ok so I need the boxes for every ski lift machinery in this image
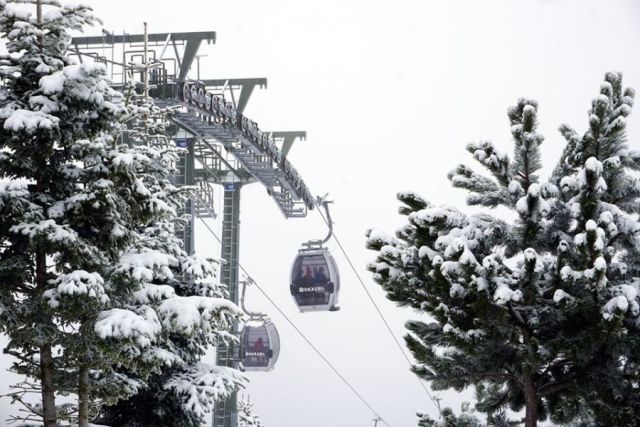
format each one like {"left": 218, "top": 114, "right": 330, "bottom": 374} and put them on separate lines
{"left": 239, "top": 279, "right": 280, "bottom": 372}
{"left": 290, "top": 198, "right": 340, "bottom": 312}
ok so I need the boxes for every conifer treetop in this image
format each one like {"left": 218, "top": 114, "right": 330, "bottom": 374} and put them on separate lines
{"left": 367, "top": 72, "right": 640, "bottom": 425}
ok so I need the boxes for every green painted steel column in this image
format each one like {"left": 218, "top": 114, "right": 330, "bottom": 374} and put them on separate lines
{"left": 185, "top": 139, "right": 196, "bottom": 254}
{"left": 213, "top": 182, "right": 242, "bottom": 427}
{"left": 175, "top": 137, "right": 195, "bottom": 255}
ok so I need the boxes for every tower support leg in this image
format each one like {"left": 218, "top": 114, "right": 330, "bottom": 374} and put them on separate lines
{"left": 213, "top": 182, "right": 242, "bottom": 427}
{"left": 176, "top": 138, "right": 196, "bottom": 254}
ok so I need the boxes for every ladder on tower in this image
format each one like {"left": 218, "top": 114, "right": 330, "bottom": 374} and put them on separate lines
{"left": 194, "top": 180, "right": 217, "bottom": 218}
{"left": 214, "top": 184, "right": 242, "bottom": 427}
{"left": 173, "top": 139, "right": 219, "bottom": 253}
{"left": 173, "top": 141, "right": 195, "bottom": 254}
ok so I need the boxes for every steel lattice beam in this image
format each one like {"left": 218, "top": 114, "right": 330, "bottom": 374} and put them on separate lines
{"left": 71, "top": 31, "right": 216, "bottom": 46}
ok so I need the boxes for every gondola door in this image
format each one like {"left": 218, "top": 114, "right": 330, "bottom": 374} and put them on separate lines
{"left": 240, "top": 320, "right": 280, "bottom": 372}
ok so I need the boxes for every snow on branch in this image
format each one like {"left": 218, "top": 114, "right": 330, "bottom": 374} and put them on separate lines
{"left": 44, "top": 270, "right": 109, "bottom": 308}
{"left": 164, "top": 363, "right": 247, "bottom": 419}
{"left": 157, "top": 296, "right": 242, "bottom": 336}
{"left": 115, "top": 249, "right": 178, "bottom": 283}
{"left": 94, "top": 307, "right": 161, "bottom": 348}
{"left": 3, "top": 108, "right": 59, "bottom": 133}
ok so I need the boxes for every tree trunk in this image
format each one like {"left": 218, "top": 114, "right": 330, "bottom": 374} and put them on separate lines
{"left": 40, "top": 342, "right": 57, "bottom": 427}
{"left": 35, "top": 0, "right": 55, "bottom": 408}
{"left": 523, "top": 370, "right": 538, "bottom": 427}
{"left": 78, "top": 364, "right": 89, "bottom": 427}
{"left": 37, "top": 247, "right": 57, "bottom": 427}
{"left": 521, "top": 326, "right": 538, "bottom": 427}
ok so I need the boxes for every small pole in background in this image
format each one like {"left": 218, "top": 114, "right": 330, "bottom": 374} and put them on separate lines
{"left": 196, "top": 55, "right": 200, "bottom": 82}
{"left": 142, "top": 22, "right": 150, "bottom": 145}
{"left": 195, "top": 54, "right": 207, "bottom": 82}
{"left": 143, "top": 21, "right": 149, "bottom": 102}
{"left": 373, "top": 416, "right": 382, "bottom": 427}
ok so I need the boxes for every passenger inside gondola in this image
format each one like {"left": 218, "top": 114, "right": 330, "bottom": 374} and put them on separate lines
{"left": 292, "top": 259, "right": 331, "bottom": 306}
{"left": 245, "top": 336, "right": 267, "bottom": 367}
{"left": 314, "top": 266, "right": 328, "bottom": 284}
{"left": 301, "top": 266, "right": 314, "bottom": 284}
{"left": 253, "top": 337, "right": 267, "bottom": 365}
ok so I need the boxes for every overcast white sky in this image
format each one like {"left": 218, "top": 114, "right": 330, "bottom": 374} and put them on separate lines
{"left": 2, "top": 0, "right": 640, "bottom": 426}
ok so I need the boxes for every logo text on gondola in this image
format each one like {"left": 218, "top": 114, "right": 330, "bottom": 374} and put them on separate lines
{"left": 299, "top": 287, "right": 326, "bottom": 293}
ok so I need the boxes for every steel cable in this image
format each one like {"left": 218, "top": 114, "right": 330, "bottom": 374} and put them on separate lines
{"left": 314, "top": 207, "right": 442, "bottom": 415}
{"left": 197, "top": 217, "right": 393, "bottom": 427}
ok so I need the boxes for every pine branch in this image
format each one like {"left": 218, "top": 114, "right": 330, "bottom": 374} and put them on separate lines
{"left": 538, "top": 381, "right": 574, "bottom": 397}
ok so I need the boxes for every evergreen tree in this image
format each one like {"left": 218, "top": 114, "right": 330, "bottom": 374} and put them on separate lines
{"left": 93, "top": 371, "right": 202, "bottom": 427}
{"left": 418, "top": 401, "right": 518, "bottom": 427}
{"left": 94, "top": 93, "right": 247, "bottom": 426}
{"left": 0, "top": 2, "right": 245, "bottom": 425}
{"left": 367, "top": 72, "right": 640, "bottom": 426}
{"left": 238, "top": 394, "right": 264, "bottom": 427}
{"left": 417, "top": 402, "right": 482, "bottom": 427}
{"left": 0, "top": 1, "right": 129, "bottom": 424}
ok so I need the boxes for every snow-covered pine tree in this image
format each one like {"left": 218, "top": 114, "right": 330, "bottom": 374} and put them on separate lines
{"left": 92, "top": 93, "right": 246, "bottom": 426}
{"left": 93, "top": 372, "right": 202, "bottom": 427}
{"left": 0, "top": 3, "right": 246, "bottom": 425}
{"left": 0, "top": 1, "right": 135, "bottom": 425}
{"left": 366, "top": 72, "right": 640, "bottom": 426}
{"left": 417, "top": 402, "right": 481, "bottom": 427}
{"left": 238, "top": 394, "right": 264, "bottom": 427}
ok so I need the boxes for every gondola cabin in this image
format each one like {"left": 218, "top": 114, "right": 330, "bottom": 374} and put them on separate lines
{"left": 290, "top": 248, "right": 340, "bottom": 312}
{"left": 239, "top": 320, "right": 280, "bottom": 372}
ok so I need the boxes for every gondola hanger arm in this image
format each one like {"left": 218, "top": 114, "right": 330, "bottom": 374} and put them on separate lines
{"left": 302, "top": 194, "right": 334, "bottom": 249}
{"left": 240, "top": 277, "right": 267, "bottom": 320}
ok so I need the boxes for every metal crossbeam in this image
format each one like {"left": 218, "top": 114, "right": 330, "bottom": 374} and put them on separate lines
{"left": 70, "top": 31, "right": 216, "bottom": 86}
{"left": 71, "top": 31, "right": 216, "bottom": 46}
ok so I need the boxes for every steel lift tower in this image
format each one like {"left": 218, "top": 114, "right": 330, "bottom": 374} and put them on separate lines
{"left": 71, "top": 30, "right": 315, "bottom": 427}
